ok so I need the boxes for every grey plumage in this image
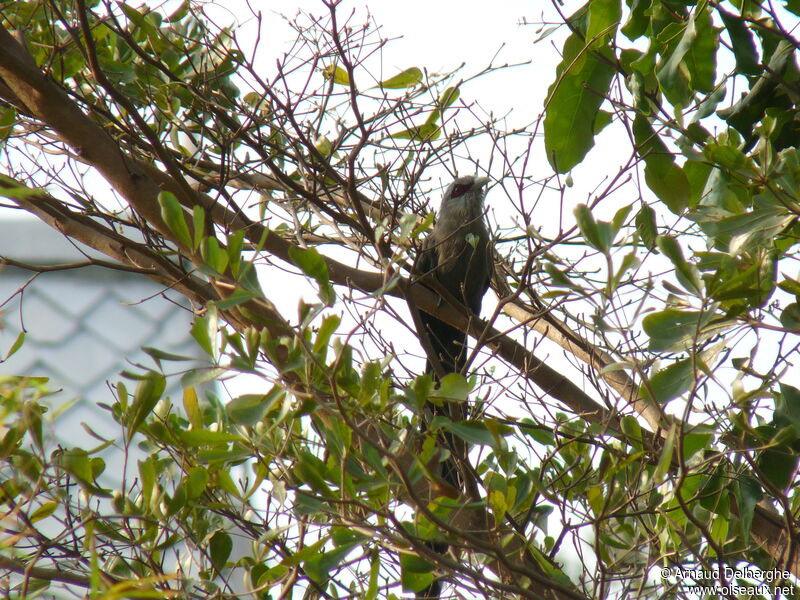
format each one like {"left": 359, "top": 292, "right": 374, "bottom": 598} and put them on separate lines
{"left": 415, "top": 174, "right": 492, "bottom": 375}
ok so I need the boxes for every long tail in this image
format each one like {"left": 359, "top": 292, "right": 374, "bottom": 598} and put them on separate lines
{"left": 417, "top": 312, "right": 467, "bottom": 599}
{"left": 415, "top": 453, "right": 459, "bottom": 600}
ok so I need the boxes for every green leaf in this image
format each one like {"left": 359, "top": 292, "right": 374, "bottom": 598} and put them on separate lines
{"left": 522, "top": 421, "right": 555, "bottom": 446}
{"left": 432, "top": 373, "right": 470, "bottom": 402}
{"left": 703, "top": 140, "right": 750, "bottom": 171}
{"left": 684, "top": 159, "right": 713, "bottom": 208}
{"left": 703, "top": 250, "right": 776, "bottom": 313}
{"left": 621, "top": 0, "right": 650, "bottom": 40}
{"left": 717, "top": 6, "right": 759, "bottom": 75}
{"left": 635, "top": 204, "right": 658, "bottom": 250}
{"left": 179, "top": 429, "right": 243, "bottom": 446}
{"left": 201, "top": 236, "right": 229, "bottom": 274}
{"left": 641, "top": 358, "right": 694, "bottom": 404}
{"left": 438, "top": 86, "right": 460, "bottom": 109}
{"left": 227, "top": 231, "right": 245, "bottom": 274}
{"left": 632, "top": 115, "right": 690, "bottom": 213}
{"left": 3, "top": 331, "right": 25, "bottom": 361}
{"left": 400, "top": 552, "right": 436, "bottom": 592}
{"left": 769, "top": 425, "right": 799, "bottom": 448}
{"left": 58, "top": 449, "right": 93, "bottom": 483}
{"left": 182, "top": 387, "right": 202, "bottom": 428}
{"left": 654, "top": 423, "right": 676, "bottom": 481}
{"left": 775, "top": 384, "right": 800, "bottom": 432}
{"left": 289, "top": 246, "right": 335, "bottom": 305}
{"left": 158, "top": 191, "right": 192, "bottom": 249}
{"left": 656, "top": 235, "right": 702, "bottom": 295}
{"left": 227, "top": 388, "right": 282, "bottom": 426}
{"left": 586, "top": 485, "right": 603, "bottom": 516}
{"left": 611, "top": 205, "right": 632, "bottom": 237}
{"left": 778, "top": 275, "right": 800, "bottom": 297}
{"left": 574, "top": 204, "right": 611, "bottom": 252}
{"left": 127, "top": 372, "right": 166, "bottom": 443}
{"left": 186, "top": 466, "right": 209, "bottom": 499}
{"left": 181, "top": 366, "right": 227, "bottom": 388}
{"left": 443, "top": 421, "right": 498, "bottom": 447}
{"left": 138, "top": 456, "right": 156, "bottom": 504}
{"left": 209, "top": 531, "right": 232, "bottom": 572}
{"left": 321, "top": 64, "right": 350, "bottom": 85}
{"left": 191, "top": 205, "right": 205, "bottom": 250}
{"left": 30, "top": 500, "right": 58, "bottom": 523}
{"left": 593, "top": 109, "right": 613, "bottom": 134}
{"left": 166, "top": 0, "right": 190, "bottom": 22}
{"left": 191, "top": 304, "right": 218, "bottom": 359}
{"left": 218, "top": 470, "right": 243, "bottom": 499}
{"left": 0, "top": 106, "right": 17, "bottom": 142}
{"left": 313, "top": 134, "right": 334, "bottom": 157}
{"left": 391, "top": 123, "right": 441, "bottom": 141}
{"left": 313, "top": 314, "right": 341, "bottom": 355}
{"left": 380, "top": 67, "right": 423, "bottom": 89}
{"left": 758, "top": 448, "right": 798, "bottom": 490}
{"left": 586, "top": 0, "right": 622, "bottom": 42}
{"left": 735, "top": 476, "right": 762, "bottom": 543}
{"left": 0, "top": 175, "right": 43, "bottom": 200}
{"left": 56, "top": 449, "right": 110, "bottom": 495}
{"left": 718, "top": 40, "right": 796, "bottom": 141}
{"left": 780, "top": 303, "right": 800, "bottom": 331}
{"left": 216, "top": 288, "right": 257, "bottom": 311}
{"left": 620, "top": 415, "right": 643, "bottom": 449}
{"left": 545, "top": 262, "right": 582, "bottom": 290}
{"left": 142, "top": 346, "right": 194, "bottom": 368}
{"left": 304, "top": 544, "right": 357, "bottom": 583}
{"left": 682, "top": 8, "right": 717, "bottom": 95}
{"left": 682, "top": 429, "right": 713, "bottom": 461}
{"left": 699, "top": 470, "right": 729, "bottom": 516}
{"left": 655, "top": 10, "right": 698, "bottom": 107}
{"left": 295, "top": 450, "right": 333, "bottom": 496}
{"left": 611, "top": 253, "right": 639, "bottom": 295}
{"left": 642, "top": 309, "right": 718, "bottom": 352}
{"left": 544, "top": 33, "right": 616, "bottom": 172}
{"left": 365, "top": 550, "right": 380, "bottom": 599}
{"left": 423, "top": 109, "right": 441, "bottom": 128}
{"left": 698, "top": 196, "right": 793, "bottom": 255}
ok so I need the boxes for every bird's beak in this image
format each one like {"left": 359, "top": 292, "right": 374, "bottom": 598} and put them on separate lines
{"left": 473, "top": 176, "right": 490, "bottom": 190}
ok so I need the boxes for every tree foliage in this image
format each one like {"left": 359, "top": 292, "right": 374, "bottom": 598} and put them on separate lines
{"left": 1, "top": 0, "right": 800, "bottom": 599}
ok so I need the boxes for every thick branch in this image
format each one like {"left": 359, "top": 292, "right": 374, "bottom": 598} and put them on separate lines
{"left": 0, "top": 27, "right": 169, "bottom": 238}
{"left": 0, "top": 555, "right": 95, "bottom": 588}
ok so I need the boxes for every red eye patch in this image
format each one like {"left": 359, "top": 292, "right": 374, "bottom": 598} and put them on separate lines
{"left": 449, "top": 183, "right": 472, "bottom": 198}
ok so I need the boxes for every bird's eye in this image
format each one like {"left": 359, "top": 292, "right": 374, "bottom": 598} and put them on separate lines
{"left": 449, "top": 183, "right": 471, "bottom": 198}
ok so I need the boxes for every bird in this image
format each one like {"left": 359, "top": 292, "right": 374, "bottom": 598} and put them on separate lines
{"left": 412, "top": 174, "right": 492, "bottom": 599}
{"left": 415, "top": 175, "right": 492, "bottom": 375}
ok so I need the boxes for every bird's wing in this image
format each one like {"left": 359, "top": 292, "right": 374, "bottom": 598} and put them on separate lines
{"left": 414, "top": 234, "right": 437, "bottom": 279}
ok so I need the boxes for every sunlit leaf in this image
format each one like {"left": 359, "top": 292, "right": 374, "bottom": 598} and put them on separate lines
{"left": 380, "top": 67, "right": 423, "bottom": 89}
{"left": 158, "top": 191, "right": 192, "bottom": 249}
{"left": 321, "top": 64, "right": 350, "bottom": 85}
{"left": 289, "top": 246, "right": 335, "bottom": 305}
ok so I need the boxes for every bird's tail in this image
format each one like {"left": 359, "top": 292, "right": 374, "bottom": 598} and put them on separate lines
{"left": 416, "top": 458, "right": 458, "bottom": 600}
{"left": 417, "top": 314, "right": 468, "bottom": 599}
{"left": 416, "top": 407, "right": 463, "bottom": 599}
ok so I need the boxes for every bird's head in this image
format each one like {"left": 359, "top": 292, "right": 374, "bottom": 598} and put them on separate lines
{"left": 439, "top": 174, "right": 490, "bottom": 220}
